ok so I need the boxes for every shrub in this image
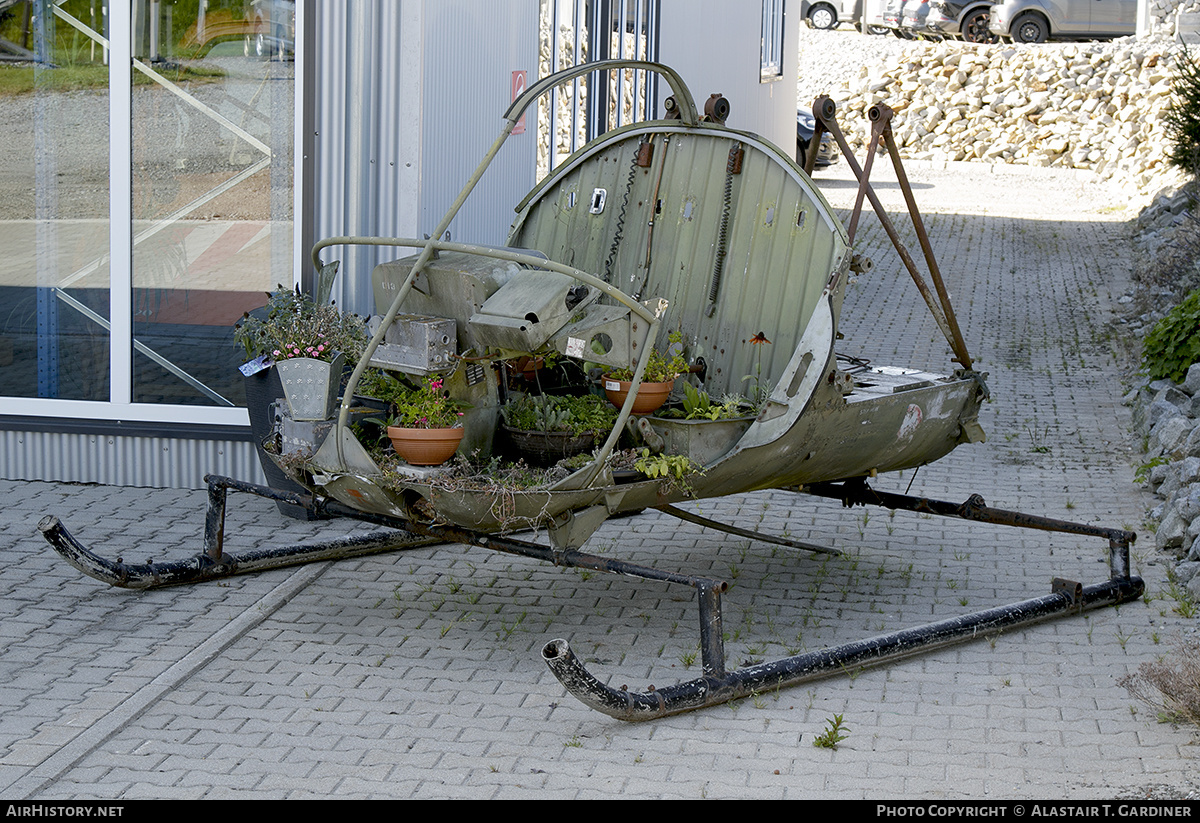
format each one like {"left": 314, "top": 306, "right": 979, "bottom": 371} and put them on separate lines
{"left": 1142, "top": 289, "right": 1200, "bottom": 383}
{"left": 1165, "top": 48, "right": 1200, "bottom": 179}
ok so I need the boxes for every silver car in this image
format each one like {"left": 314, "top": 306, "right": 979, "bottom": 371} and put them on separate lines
{"left": 801, "top": 0, "right": 892, "bottom": 32}
{"left": 988, "top": 0, "right": 1135, "bottom": 42}
{"left": 923, "top": 0, "right": 999, "bottom": 43}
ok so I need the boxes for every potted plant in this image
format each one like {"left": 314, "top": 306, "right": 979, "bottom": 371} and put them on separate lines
{"left": 235, "top": 285, "right": 368, "bottom": 421}
{"left": 233, "top": 286, "right": 368, "bottom": 514}
{"left": 602, "top": 333, "right": 689, "bottom": 415}
{"left": 644, "top": 383, "right": 759, "bottom": 466}
{"left": 360, "top": 371, "right": 468, "bottom": 466}
{"left": 499, "top": 393, "right": 619, "bottom": 466}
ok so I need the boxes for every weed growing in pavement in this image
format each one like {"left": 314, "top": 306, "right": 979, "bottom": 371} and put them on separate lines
{"left": 1119, "top": 636, "right": 1200, "bottom": 727}
{"left": 1163, "top": 575, "right": 1198, "bottom": 618}
{"left": 1026, "top": 424, "right": 1051, "bottom": 453}
{"left": 812, "top": 714, "right": 850, "bottom": 749}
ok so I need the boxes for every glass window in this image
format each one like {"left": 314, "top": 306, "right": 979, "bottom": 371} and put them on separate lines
{"left": 130, "top": 0, "right": 295, "bottom": 407}
{"left": 761, "top": 0, "right": 784, "bottom": 82}
{"left": 0, "top": 0, "right": 111, "bottom": 401}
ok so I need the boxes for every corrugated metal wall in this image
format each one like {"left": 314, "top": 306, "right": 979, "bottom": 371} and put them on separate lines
{"left": 0, "top": 430, "right": 264, "bottom": 489}
{"left": 308, "top": 0, "right": 540, "bottom": 318}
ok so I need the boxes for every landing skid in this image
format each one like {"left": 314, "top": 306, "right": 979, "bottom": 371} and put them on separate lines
{"left": 39, "top": 474, "right": 1142, "bottom": 720}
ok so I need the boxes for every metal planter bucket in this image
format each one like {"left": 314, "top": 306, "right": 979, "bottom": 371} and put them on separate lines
{"left": 275, "top": 352, "right": 346, "bottom": 421}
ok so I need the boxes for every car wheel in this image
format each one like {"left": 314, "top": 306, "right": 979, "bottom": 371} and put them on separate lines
{"left": 809, "top": 5, "right": 837, "bottom": 29}
{"left": 867, "top": 24, "right": 890, "bottom": 35}
{"left": 1011, "top": 12, "right": 1048, "bottom": 42}
{"left": 961, "top": 8, "right": 998, "bottom": 43}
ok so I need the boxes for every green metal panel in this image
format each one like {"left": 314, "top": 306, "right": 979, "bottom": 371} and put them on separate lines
{"left": 509, "top": 123, "right": 849, "bottom": 399}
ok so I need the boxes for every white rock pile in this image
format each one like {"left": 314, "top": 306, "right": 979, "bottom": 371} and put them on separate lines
{"left": 1129, "top": 364, "right": 1200, "bottom": 600}
{"left": 816, "top": 36, "right": 1190, "bottom": 202}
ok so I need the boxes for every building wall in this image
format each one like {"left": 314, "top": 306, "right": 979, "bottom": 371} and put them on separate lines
{"left": 656, "top": 0, "right": 798, "bottom": 155}
{"left": 306, "top": 0, "right": 540, "bottom": 319}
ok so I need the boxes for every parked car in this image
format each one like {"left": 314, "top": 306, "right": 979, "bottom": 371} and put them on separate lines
{"left": 796, "top": 108, "right": 840, "bottom": 171}
{"left": 879, "top": 0, "right": 905, "bottom": 34}
{"left": 801, "top": 0, "right": 846, "bottom": 29}
{"left": 861, "top": 0, "right": 895, "bottom": 33}
{"left": 923, "top": 0, "right": 999, "bottom": 42}
{"left": 881, "top": 0, "right": 923, "bottom": 37}
{"left": 801, "top": 0, "right": 889, "bottom": 32}
{"left": 988, "top": 0, "right": 1135, "bottom": 42}
{"left": 900, "top": 0, "right": 938, "bottom": 38}
{"left": 244, "top": 0, "right": 295, "bottom": 60}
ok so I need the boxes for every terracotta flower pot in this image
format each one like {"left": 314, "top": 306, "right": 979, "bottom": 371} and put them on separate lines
{"left": 602, "top": 376, "right": 674, "bottom": 415}
{"left": 386, "top": 425, "right": 464, "bottom": 466}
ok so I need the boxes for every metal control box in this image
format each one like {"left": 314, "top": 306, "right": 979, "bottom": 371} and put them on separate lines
{"left": 367, "top": 314, "right": 457, "bottom": 376}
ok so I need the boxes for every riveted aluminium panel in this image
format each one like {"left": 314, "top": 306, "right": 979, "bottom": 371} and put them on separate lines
{"left": 508, "top": 123, "right": 849, "bottom": 399}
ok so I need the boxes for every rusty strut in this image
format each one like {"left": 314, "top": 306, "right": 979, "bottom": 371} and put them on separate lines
{"left": 803, "top": 478, "right": 1138, "bottom": 581}
{"left": 811, "top": 96, "right": 973, "bottom": 371}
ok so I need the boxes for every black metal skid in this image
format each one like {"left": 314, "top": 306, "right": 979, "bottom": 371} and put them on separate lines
{"left": 39, "top": 474, "right": 1143, "bottom": 720}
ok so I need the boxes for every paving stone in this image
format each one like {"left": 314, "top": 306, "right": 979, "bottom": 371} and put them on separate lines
{"left": 2, "top": 160, "right": 1198, "bottom": 800}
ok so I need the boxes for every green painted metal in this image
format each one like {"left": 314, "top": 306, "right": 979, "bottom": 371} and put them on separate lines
{"left": 292, "top": 63, "right": 986, "bottom": 545}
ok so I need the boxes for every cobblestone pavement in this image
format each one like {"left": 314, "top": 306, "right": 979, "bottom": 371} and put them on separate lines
{"left": 2, "top": 159, "right": 1197, "bottom": 800}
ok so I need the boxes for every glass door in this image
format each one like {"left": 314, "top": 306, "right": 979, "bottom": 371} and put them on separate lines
{"left": 1, "top": 0, "right": 111, "bottom": 401}
{"left": 130, "top": 0, "right": 295, "bottom": 407}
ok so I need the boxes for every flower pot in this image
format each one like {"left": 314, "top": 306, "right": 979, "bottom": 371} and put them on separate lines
{"left": 387, "top": 425, "right": 465, "bottom": 466}
{"left": 275, "top": 352, "right": 346, "bottom": 421}
{"left": 603, "top": 377, "right": 674, "bottom": 415}
{"left": 500, "top": 424, "right": 595, "bottom": 467}
{"left": 644, "top": 415, "right": 755, "bottom": 466}
{"left": 242, "top": 368, "right": 315, "bottom": 520}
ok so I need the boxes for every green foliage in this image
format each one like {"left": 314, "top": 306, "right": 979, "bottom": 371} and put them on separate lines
{"left": 361, "top": 371, "right": 466, "bottom": 429}
{"left": 1134, "top": 456, "right": 1169, "bottom": 485}
{"left": 631, "top": 450, "right": 704, "bottom": 495}
{"left": 1142, "top": 289, "right": 1200, "bottom": 383}
{"left": 633, "top": 448, "right": 698, "bottom": 481}
{"left": 663, "top": 384, "right": 756, "bottom": 421}
{"left": 812, "top": 714, "right": 850, "bottom": 750}
{"left": 234, "top": 285, "right": 367, "bottom": 364}
{"left": 606, "top": 331, "right": 689, "bottom": 383}
{"left": 501, "top": 393, "right": 618, "bottom": 436}
{"left": 1165, "top": 48, "right": 1200, "bottom": 178}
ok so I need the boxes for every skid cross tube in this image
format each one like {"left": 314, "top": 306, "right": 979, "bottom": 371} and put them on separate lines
{"left": 802, "top": 479, "right": 1138, "bottom": 579}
